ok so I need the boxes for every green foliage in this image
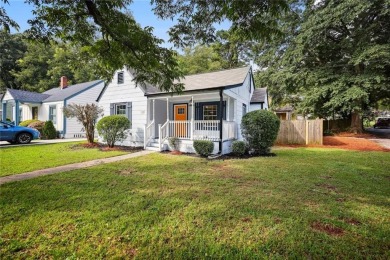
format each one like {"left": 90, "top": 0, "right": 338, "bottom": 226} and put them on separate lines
{"left": 0, "top": 142, "right": 127, "bottom": 177}
{"left": 256, "top": 0, "right": 390, "bottom": 131}
{"left": 42, "top": 121, "right": 57, "bottom": 139}
{"left": 1, "top": 150, "right": 389, "bottom": 258}
{"left": 231, "top": 141, "right": 247, "bottom": 156}
{"left": 97, "top": 115, "right": 130, "bottom": 148}
{"left": 19, "top": 119, "right": 39, "bottom": 127}
{"left": 168, "top": 137, "right": 180, "bottom": 151}
{"left": 193, "top": 140, "right": 214, "bottom": 157}
{"left": 241, "top": 110, "right": 280, "bottom": 155}
{"left": 0, "top": 30, "right": 26, "bottom": 91}
{"left": 63, "top": 103, "right": 104, "bottom": 143}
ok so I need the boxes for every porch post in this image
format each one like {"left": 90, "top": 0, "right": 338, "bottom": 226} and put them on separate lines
{"left": 219, "top": 89, "right": 223, "bottom": 154}
{"left": 152, "top": 99, "right": 156, "bottom": 138}
{"left": 166, "top": 97, "right": 169, "bottom": 137}
{"left": 191, "top": 96, "right": 194, "bottom": 140}
{"left": 226, "top": 96, "right": 230, "bottom": 121}
{"left": 15, "top": 100, "right": 20, "bottom": 125}
{"left": 2, "top": 102, "right": 6, "bottom": 121}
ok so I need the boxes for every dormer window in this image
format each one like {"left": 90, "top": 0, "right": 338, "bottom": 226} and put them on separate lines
{"left": 117, "top": 71, "right": 124, "bottom": 84}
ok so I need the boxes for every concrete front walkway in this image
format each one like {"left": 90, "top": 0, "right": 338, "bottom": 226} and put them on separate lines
{"left": 0, "top": 150, "right": 155, "bottom": 185}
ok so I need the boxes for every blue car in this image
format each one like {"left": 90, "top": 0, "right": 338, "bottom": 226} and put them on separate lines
{"left": 0, "top": 121, "right": 40, "bottom": 144}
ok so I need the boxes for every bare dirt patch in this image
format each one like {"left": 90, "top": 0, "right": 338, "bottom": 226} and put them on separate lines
{"left": 72, "top": 143, "right": 142, "bottom": 152}
{"left": 311, "top": 221, "right": 345, "bottom": 236}
{"left": 315, "top": 183, "right": 337, "bottom": 191}
{"left": 342, "top": 218, "right": 362, "bottom": 226}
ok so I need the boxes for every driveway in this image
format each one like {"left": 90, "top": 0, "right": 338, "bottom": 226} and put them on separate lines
{"left": 365, "top": 127, "right": 390, "bottom": 138}
{"left": 0, "top": 138, "right": 86, "bottom": 148}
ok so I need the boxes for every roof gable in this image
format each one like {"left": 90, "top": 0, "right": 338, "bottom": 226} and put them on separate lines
{"left": 42, "top": 80, "right": 103, "bottom": 102}
{"left": 6, "top": 89, "right": 50, "bottom": 103}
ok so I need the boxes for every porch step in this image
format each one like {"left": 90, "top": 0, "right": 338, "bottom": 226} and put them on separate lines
{"left": 148, "top": 142, "right": 160, "bottom": 148}
{"left": 145, "top": 146, "right": 160, "bottom": 151}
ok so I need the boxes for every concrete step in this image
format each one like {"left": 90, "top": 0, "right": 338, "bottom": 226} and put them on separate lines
{"left": 148, "top": 142, "right": 160, "bottom": 148}
{"left": 145, "top": 146, "right": 160, "bottom": 151}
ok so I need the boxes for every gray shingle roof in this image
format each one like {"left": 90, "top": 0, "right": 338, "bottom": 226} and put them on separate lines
{"left": 42, "top": 80, "right": 103, "bottom": 102}
{"left": 145, "top": 66, "right": 251, "bottom": 95}
{"left": 7, "top": 89, "right": 51, "bottom": 103}
{"left": 251, "top": 88, "right": 267, "bottom": 103}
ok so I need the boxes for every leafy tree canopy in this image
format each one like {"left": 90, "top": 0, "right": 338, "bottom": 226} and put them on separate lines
{"left": 256, "top": 0, "right": 390, "bottom": 131}
{"left": 1, "top": 0, "right": 288, "bottom": 93}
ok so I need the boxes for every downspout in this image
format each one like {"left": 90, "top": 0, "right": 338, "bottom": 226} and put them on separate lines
{"left": 219, "top": 89, "right": 223, "bottom": 154}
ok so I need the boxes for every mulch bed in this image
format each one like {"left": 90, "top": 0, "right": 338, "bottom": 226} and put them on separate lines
{"left": 278, "top": 134, "right": 389, "bottom": 152}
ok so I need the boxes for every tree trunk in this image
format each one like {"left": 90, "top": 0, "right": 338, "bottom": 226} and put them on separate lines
{"left": 350, "top": 111, "right": 363, "bottom": 133}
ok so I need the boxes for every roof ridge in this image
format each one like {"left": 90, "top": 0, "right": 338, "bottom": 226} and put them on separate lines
{"left": 182, "top": 66, "right": 251, "bottom": 77}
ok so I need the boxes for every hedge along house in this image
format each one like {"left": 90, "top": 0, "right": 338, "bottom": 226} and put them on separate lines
{"left": 1, "top": 77, "right": 105, "bottom": 138}
{"left": 97, "top": 66, "right": 269, "bottom": 154}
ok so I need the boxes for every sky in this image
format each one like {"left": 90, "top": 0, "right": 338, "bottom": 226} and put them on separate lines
{"left": 1, "top": 0, "right": 231, "bottom": 50}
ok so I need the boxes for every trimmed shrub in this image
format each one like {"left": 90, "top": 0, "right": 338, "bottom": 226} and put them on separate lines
{"left": 232, "top": 141, "right": 246, "bottom": 156}
{"left": 168, "top": 137, "right": 180, "bottom": 151}
{"left": 28, "top": 121, "right": 45, "bottom": 136}
{"left": 97, "top": 115, "right": 131, "bottom": 148}
{"left": 19, "top": 119, "right": 39, "bottom": 127}
{"left": 241, "top": 110, "right": 280, "bottom": 155}
{"left": 42, "top": 120, "right": 57, "bottom": 139}
{"left": 193, "top": 140, "right": 214, "bottom": 157}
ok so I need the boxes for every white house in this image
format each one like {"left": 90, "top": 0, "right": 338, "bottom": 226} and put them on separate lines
{"left": 1, "top": 77, "right": 105, "bottom": 138}
{"left": 97, "top": 66, "right": 268, "bottom": 154}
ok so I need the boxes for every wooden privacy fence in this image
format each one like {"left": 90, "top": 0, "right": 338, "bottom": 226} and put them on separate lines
{"left": 276, "top": 119, "right": 323, "bottom": 145}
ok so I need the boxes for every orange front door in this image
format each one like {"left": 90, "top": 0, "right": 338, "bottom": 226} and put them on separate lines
{"left": 174, "top": 104, "right": 187, "bottom": 137}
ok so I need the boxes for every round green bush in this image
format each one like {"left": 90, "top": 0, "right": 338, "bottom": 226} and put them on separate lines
{"left": 232, "top": 140, "right": 246, "bottom": 156}
{"left": 19, "top": 119, "right": 39, "bottom": 127}
{"left": 97, "top": 115, "right": 131, "bottom": 148}
{"left": 241, "top": 110, "right": 280, "bottom": 155}
{"left": 193, "top": 140, "right": 214, "bottom": 157}
{"left": 42, "top": 120, "right": 57, "bottom": 139}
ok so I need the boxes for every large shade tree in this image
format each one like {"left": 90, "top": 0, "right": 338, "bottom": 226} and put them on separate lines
{"left": 1, "top": 0, "right": 287, "bottom": 93}
{"left": 256, "top": 0, "right": 390, "bottom": 132}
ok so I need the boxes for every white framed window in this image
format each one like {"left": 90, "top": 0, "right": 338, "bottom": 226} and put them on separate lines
{"left": 115, "top": 104, "right": 126, "bottom": 115}
{"left": 203, "top": 105, "right": 218, "bottom": 120}
{"left": 19, "top": 108, "right": 23, "bottom": 122}
{"left": 49, "top": 105, "right": 57, "bottom": 123}
{"left": 242, "top": 104, "right": 247, "bottom": 116}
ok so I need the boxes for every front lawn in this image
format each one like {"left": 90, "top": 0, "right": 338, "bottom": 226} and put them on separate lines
{"left": 0, "top": 142, "right": 130, "bottom": 177}
{"left": 0, "top": 149, "right": 389, "bottom": 258}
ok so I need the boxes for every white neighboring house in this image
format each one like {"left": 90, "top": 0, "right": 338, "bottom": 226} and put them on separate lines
{"left": 97, "top": 66, "right": 269, "bottom": 154}
{"left": 1, "top": 77, "right": 105, "bottom": 138}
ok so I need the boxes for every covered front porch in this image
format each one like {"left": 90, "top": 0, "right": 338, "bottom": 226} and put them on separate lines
{"left": 144, "top": 90, "right": 237, "bottom": 153}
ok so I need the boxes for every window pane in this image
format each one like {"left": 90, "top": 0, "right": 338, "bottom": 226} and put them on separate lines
{"left": 116, "top": 104, "right": 126, "bottom": 115}
{"left": 177, "top": 108, "right": 185, "bottom": 114}
{"left": 203, "top": 105, "right": 217, "bottom": 120}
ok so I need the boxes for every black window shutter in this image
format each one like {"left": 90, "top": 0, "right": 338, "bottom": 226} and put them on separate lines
{"left": 126, "top": 102, "right": 132, "bottom": 125}
{"left": 195, "top": 103, "right": 201, "bottom": 120}
{"left": 110, "top": 103, "right": 114, "bottom": 115}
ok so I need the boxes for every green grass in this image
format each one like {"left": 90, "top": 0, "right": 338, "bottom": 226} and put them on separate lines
{"left": 0, "top": 142, "right": 129, "bottom": 177}
{"left": 0, "top": 148, "right": 389, "bottom": 258}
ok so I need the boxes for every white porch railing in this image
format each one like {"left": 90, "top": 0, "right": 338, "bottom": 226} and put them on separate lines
{"left": 146, "top": 120, "right": 237, "bottom": 150}
{"left": 159, "top": 120, "right": 170, "bottom": 149}
{"left": 193, "top": 120, "right": 220, "bottom": 141}
{"left": 144, "top": 120, "right": 155, "bottom": 148}
{"left": 168, "top": 120, "right": 191, "bottom": 139}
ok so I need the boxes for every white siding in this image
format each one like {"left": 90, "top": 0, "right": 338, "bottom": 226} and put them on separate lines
{"left": 65, "top": 82, "right": 105, "bottom": 138}
{"left": 223, "top": 72, "right": 253, "bottom": 140}
{"left": 249, "top": 104, "right": 261, "bottom": 112}
{"left": 98, "top": 69, "right": 147, "bottom": 147}
{"left": 39, "top": 101, "right": 64, "bottom": 131}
